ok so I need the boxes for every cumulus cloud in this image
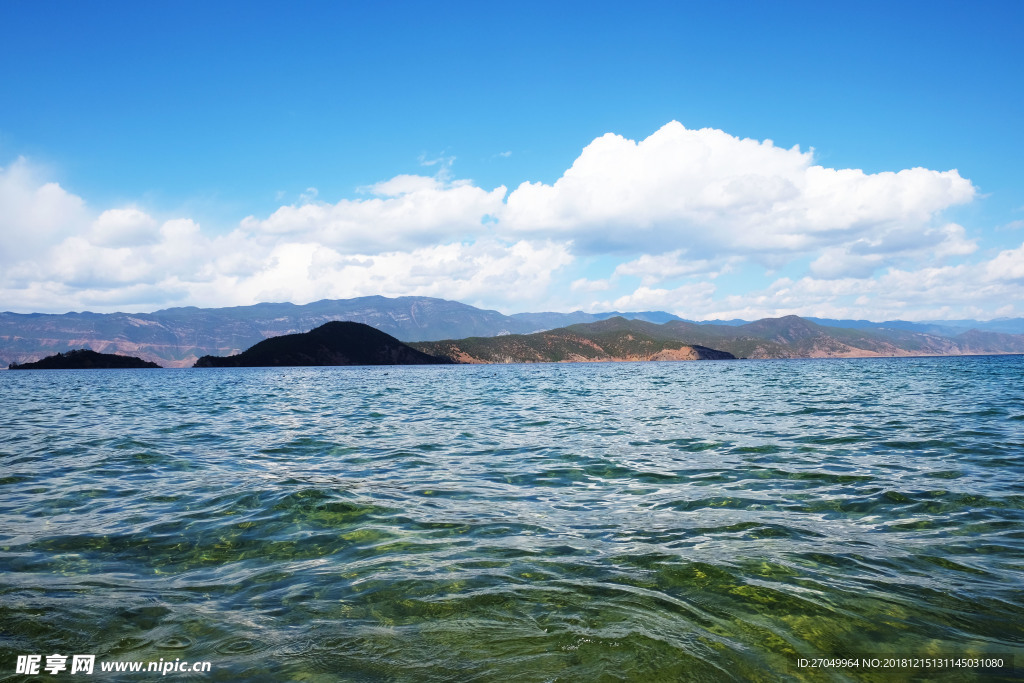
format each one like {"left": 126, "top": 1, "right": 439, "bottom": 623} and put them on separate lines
{"left": 0, "top": 122, "right": 1014, "bottom": 320}
{"left": 985, "top": 243, "right": 1024, "bottom": 282}
{"left": 0, "top": 157, "right": 89, "bottom": 263}
{"left": 0, "top": 159, "right": 573, "bottom": 312}
{"left": 759, "top": 265, "right": 1017, "bottom": 320}
{"left": 570, "top": 277, "right": 612, "bottom": 292}
{"left": 595, "top": 282, "right": 719, "bottom": 313}
{"left": 612, "top": 250, "right": 719, "bottom": 285}
{"left": 0, "top": 157, "right": 566, "bottom": 312}
{"left": 502, "top": 122, "right": 976, "bottom": 264}
{"left": 240, "top": 175, "right": 506, "bottom": 252}
{"left": 807, "top": 222, "right": 977, "bottom": 279}
{"left": 809, "top": 247, "right": 887, "bottom": 279}
{"left": 605, "top": 246, "right": 1024, "bottom": 321}
{"left": 90, "top": 208, "right": 160, "bottom": 247}
{"left": 929, "top": 223, "right": 977, "bottom": 258}
{"left": 141, "top": 238, "right": 575, "bottom": 313}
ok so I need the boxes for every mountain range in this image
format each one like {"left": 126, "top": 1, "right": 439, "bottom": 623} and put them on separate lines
{"left": 412, "top": 315, "right": 1024, "bottom": 363}
{"left": 413, "top": 320, "right": 738, "bottom": 363}
{"left": 2, "top": 296, "right": 1023, "bottom": 367}
{"left": 0, "top": 296, "right": 697, "bottom": 368}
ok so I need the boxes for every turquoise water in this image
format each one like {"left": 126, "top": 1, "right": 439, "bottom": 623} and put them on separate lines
{"left": 1, "top": 357, "right": 1022, "bottom": 681}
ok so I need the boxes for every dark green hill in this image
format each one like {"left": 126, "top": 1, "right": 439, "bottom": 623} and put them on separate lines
{"left": 193, "top": 321, "right": 453, "bottom": 367}
{"left": 4, "top": 295, "right": 1022, "bottom": 368}
{"left": 4, "top": 296, "right": 1023, "bottom": 367}
{"left": 0, "top": 296, "right": 683, "bottom": 367}
{"left": 411, "top": 318, "right": 736, "bottom": 363}
{"left": 9, "top": 349, "right": 160, "bottom": 369}
{"left": 410, "top": 314, "right": 1024, "bottom": 362}
{"left": 655, "top": 316, "right": 965, "bottom": 358}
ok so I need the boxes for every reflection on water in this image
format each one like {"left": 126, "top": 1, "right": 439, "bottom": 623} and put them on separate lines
{"left": 1, "top": 357, "right": 1022, "bottom": 680}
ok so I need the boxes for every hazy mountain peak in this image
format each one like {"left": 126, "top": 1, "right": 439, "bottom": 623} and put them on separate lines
{"left": 3, "top": 296, "right": 1023, "bottom": 368}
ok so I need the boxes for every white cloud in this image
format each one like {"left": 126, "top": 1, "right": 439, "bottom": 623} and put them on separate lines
{"left": 194, "top": 239, "right": 574, "bottom": 311}
{"left": 240, "top": 175, "right": 506, "bottom": 252}
{"left": 631, "top": 247, "right": 1024, "bottom": 321}
{"left": 48, "top": 237, "right": 151, "bottom": 287}
{"left": 0, "top": 157, "right": 89, "bottom": 263}
{"left": 417, "top": 153, "right": 456, "bottom": 181}
{"left": 361, "top": 174, "right": 443, "bottom": 197}
{"left": 930, "top": 223, "right": 977, "bottom": 258}
{"left": 612, "top": 250, "right": 718, "bottom": 285}
{"left": 809, "top": 247, "right": 886, "bottom": 279}
{"left": 570, "top": 277, "right": 612, "bottom": 292}
{"left": 595, "top": 282, "right": 718, "bottom": 313}
{"left": 985, "top": 243, "right": 1024, "bottom": 282}
{"left": 501, "top": 122, "right": 976, "bottom": 264}
{"left": 0, "top": 122, "right": 1012, "bottom": 321}
{"left": 90, "top": 208, "right": 160, "bottom": 247}
{"left": 808, "top": 223, "right": 976, "bottom": 279}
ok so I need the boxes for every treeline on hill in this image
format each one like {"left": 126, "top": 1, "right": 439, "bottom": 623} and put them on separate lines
{"left": 411, "top": 315, "right": 1024, "bottom": 362}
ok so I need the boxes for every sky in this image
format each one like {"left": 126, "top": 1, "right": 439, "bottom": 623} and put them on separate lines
{"left": 1, "top": 1, "right": 1022, "bottom": 321}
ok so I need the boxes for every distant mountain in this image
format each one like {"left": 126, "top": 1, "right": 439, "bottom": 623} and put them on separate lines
{"left": 0, "top": 297, "right": 682, "bottom": 368}
{"left": 412, "top": 319, "right": 735, "bottom": 363}
{"left": 413, "top": 315, "right": 1024, "bottom": 362}
{"left": 952, "top": 329, "right": 1024, "bottom": 354}
{"left": 508, "top": 309, "right": 685, "bottom": 330}
{"left": 804, "top": 316, "right": 1024, "bottom": 336}
{"left": 693, "top": 319, "right": 750, "bottom": 327}
{"left": 194, "top": 321, "right": 453, "bottom": 367}
{"left": 660, "top": 316, "right": 1024, "bottom": 357}
{"left": 2, "top": 296, "right": 1021, "bottom": 368}
{"left": 9, "top": 349, "right": 160, "bottom": 370}
{"left": 923, "top": 317, "right": 1024, "bottom": 335}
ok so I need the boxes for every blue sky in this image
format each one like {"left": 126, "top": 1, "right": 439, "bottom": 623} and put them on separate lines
{"left": 1, "top": 1, "right": 1022, "bottom": 320}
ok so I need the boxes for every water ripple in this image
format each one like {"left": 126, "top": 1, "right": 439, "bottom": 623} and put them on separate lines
{"left": 1, "top": 357, "right": 1022, "bottom": 680}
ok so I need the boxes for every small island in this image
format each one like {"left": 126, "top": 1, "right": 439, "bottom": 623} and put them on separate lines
{"left": 194, "top": 320, "right": 454, "bottom": 367}
{"left": 9, "top": 349, "right": 161, "bottom": 370}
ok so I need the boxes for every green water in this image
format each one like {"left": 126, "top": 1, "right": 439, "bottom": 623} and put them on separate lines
{"left": 1, "top": 357, "right": 1022, "bottom": 681}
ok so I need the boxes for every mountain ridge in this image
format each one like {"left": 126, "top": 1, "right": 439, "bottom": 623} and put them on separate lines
{"left": 2, "top": 296, "right": 1023, "bottom": 367}
{"left": 413, "top": 315, "right": 1024, "bottom": 362}
{"left": 412, "top": 318, "right": 736, "bottom": 363}
{"left": 0, "top": 296, "right": 689, "bottom": 367}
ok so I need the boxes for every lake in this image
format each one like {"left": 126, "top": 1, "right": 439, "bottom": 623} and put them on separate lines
{"left": 1, "top": 357, "right": 1022, "bottom": 680}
